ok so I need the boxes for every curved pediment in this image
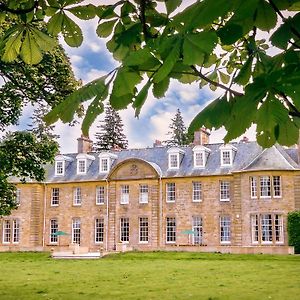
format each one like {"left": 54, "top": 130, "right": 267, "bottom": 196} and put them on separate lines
{"left": 108, "top": 158, "right": 161, "bottom": 181}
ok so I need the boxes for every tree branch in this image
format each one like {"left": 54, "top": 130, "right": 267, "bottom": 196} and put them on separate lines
{"left": 279, "top": 92, "right": 300, "bottom": 118}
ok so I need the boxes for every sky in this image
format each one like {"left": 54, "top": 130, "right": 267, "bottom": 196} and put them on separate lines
{"left": 5, "top": 1, "right": 257, "bottom": 154}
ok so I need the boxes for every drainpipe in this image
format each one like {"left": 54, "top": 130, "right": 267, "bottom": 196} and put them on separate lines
{"left": 159, "top": 176, "right": 163, "bottom": 249}
{"left": 42, "top": 183, "right": 47, "bottom": 248}
{"left": 105, "top": 178, "right": 109, "bottom": 251}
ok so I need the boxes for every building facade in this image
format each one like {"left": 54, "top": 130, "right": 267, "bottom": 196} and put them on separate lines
{"left": 1, "top": 131, "right": 299, "bottom": 254}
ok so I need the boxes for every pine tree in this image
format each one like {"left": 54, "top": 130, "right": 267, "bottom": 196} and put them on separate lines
{"left": 94, "top": 105, "right": 128, "bottom": 151}
{"left": 166, "top": 109, "right": 189, "bottom": 146}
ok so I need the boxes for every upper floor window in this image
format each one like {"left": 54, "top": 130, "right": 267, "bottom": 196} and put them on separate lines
{"left": 100, "top": 158, "right": 108, "bottom": 173}
{"left": 193, "top": 145, "right": 211, "bottom": 168}
{"left": 139, "top": 184, "right": 149, "bottom": 204}
{"left": 121, "top": 185, "right": 129, "bottom": 204}
{"left": 220, "top": 181, "right": 230, "bottom": 201}
{"left": 77, "top": 159, "right": 86, "bottom": 174}
{"left": 192, "top": 182, "right": 202, "bottom": 202}
{"left": 73, "top": 187, "right": 82, "bottom": 205}
{"left": 220, "top": 145, "right": 237, "bottom": 167}
{"left": 55, "top": 161, "right": 64, "bottom": 176}
{"left": 260, "top": 176, "right": 271, "bottom": 198}
{"left": 250, "top": 175, "right": 282, "bottom": 199}
{"left": 166, "top": 183, "right": 176, "bottom": 203}
{"left": 98, "top": 152, "right": 117, "bottom": 173}
{"left": 167, "top": 148, "right": 184, "bottom": 169}
{"left": 273, "top": 176, "right": 281, "bottom": 197}
{"left": 76, "top": 153, "right": 95, "bottom": 175}
{"left": 51, "top": 188, "right": 60, "bottom": 206}
{"left": 250, "top": 177, "right": 257, "bottom": 198}
{"left": 96, "top": 186, "right": 105, "bottom": 205}
{"left": 15, "top": 188, "right": 21, "bottom": 205}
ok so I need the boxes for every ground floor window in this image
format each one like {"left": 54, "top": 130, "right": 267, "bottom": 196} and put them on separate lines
{"left": 251, "top": 213, "right": 284, "bottom": 244}
{"left": 50, "top": 219, "right": 58, "bottom": 244}
{"left": 139, "top": 217, "right": 149, "bottom": 243}
{"left": 220, "top": 216, "right": 231, "bottom": 244}
{"left": 2, "top": 219, "right": 20, "bottom": 244}
{"left": 12, "top": 220, "right": 20, "bottom": 243}
{"left": 166, "top": 217, "right": 176, "bottom": 243}
{"left": 95, "top": 218, "right": 104, "bottom": 243}
{"left": 72, "top": 218, "right": 81, "bottom": 244}
{"left": 192, "top": 216, "right": 203, "bottom": 245}
{"left": 3, "top": 220, "right": 11, "bottom": 243}
{"left": 120, "top": 218, "right": 129, "bottom": 242}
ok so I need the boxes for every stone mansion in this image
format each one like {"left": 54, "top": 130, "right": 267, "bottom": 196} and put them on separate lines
{"left": 1, "top": 129, "right": 299, "bottom": 254}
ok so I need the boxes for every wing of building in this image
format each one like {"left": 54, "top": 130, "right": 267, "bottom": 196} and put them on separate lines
{"left": 1, "top": 129, "right": 300, "bottom": 254}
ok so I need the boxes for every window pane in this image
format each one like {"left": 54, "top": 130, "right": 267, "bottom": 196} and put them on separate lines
{"left": 193, "top": 182, "right": 202, "bottom": 202}
{"left": 192, "top": 216, "right": 203, "bottom": 245}
{"left": 166, "top": 183, "right": 176, "bottom": 202}
{"left": 220, "top": 216, "right": 231, "bottom": 243}
{"left": 95, "top": 218, "right": 104, "bottom": 243}
{"left": 120, "top": 218, "right": 129, "bottom": 242}
{"left": 166, "top": 217, "right": 176, "bottom": 243}
{"left": 139, "top": 217, "right": 149, "bottom": 243}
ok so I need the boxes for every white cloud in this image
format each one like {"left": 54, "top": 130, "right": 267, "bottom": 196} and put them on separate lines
{"left": 83, "top": 68, "right": 107, "bottom": 83}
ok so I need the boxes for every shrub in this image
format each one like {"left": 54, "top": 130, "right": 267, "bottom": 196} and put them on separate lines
{"left": 287, "top": 211, "right": 300, "bottom": 254}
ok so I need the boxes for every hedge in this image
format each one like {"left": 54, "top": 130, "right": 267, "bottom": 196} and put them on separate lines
{"left": 287, "top": 211, "right": 300, "bottom": 254}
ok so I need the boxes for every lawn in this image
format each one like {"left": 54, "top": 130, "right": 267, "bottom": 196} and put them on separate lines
{"left": 0, "top": 251, "right": 299, "bottom": 300}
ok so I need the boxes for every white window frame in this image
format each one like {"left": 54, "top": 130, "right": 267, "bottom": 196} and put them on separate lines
{"left": 12, "top": 219, "right": 20, "bottom": 244}
{"left": 260, "top": 176, "right": 271, "bottom": 198}
{"left": 51, "top": 187, "right": 60, "bottom": 206}
{"left": 166, "top": 217, "right": 176, "bottom": 243}
{"left": 251, "top": 214, "right": 259, "bottom": 244}
{"left": 192, "top": 216, "right": 203, "bottom": 245}
{"left": 120, "top": 185, "right": 129, "bottom": 204}
{"left": 73, "top": 187, "right": 82, "bottom": 206}
{"left": 261, "top": 214, "right": 273, "bottom": 244}
{"left": 55, "top": 160, "right": 65, "bottom": 176}
{"left": 139, "top": 217, "right": 149, "bottom": 243}
{"left": 95, "top": 218, "right": 104, "bottom": 244}
{"left": 273, "top": 176, "right": 282, "bottom": 198}
{"left": 16, "top": 188, "right": 21, "bottom": 206}
{"left": 3, "top": 220, "right": 11, "bottom": 244}
{"left": 220, "top": 181, "right": 230, "bottom": 202}
{"left": 166, "top": 183, "right": 176, "bottom": 203}
{"left": 139, "top": 185, "right": 149, "bottom": 204}
{"left": 77, "top": 159, "right": 87, "bottom": 175}
{"left": 120, "top": 217, "right": 129, "bottom": 243}
{"left": 50, "top": 219, "right": 58, "bottom": 244}
{"left": 169, "top": 153, "right": 179, "bottom": 169}
{"left": 221, "top": 150, "right": 232, "bottom": 166}
{"left": 192, "top": 182, "right": 202, "bottom": 202}
{"left": 72, "top": 218, "right": 81, "bottom": 244}
{"left": 250, "top": 177, "right": 258, "bottom": 199}
{"left": 274, "top": 214, "right": 284, "bottom": 244}
{"left": 194, "top": 151, "right": 205, "bottom": 168}
{"left": 99, "top": 158, "right": 109, "bottom": 173}
{"left": 96, "top": 186, "right": 105, "bottom": 205}
{"left": 220, "top": 216, "right": 231, "bottom": 244}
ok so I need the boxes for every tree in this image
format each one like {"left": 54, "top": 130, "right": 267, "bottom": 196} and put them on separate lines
{"left": 166, "top": 109, "right": 189, "bottom": 146}
{"left": 0, "top": 18, "right": 79, "bottom": 215}
{"left": 1, "top": 1, "right": 300, "bottom": 148}
{"left": 94, "top": 105, "right": 128, "bottom": 151}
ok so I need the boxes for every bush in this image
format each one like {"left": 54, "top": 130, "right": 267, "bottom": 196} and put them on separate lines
{"left": 287, "top": 211, "right": 300, "bottom": 254}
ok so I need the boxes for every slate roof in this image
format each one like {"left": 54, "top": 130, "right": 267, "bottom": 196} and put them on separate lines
{"left": 43, "top": 141, "right": 300, "bottom": 183}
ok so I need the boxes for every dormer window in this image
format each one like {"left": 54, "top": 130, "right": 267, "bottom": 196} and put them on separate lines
{"left": 193, "top": 145, "right": 211, "bottom": 168}
{"left": 220, "top": 145, "right": 237, "bottom": 167}
{"left": 54, "top": 155, "right": 73, "bottom": 176}
{"left": 76, "top": 153, "right": 95, "bottom": 175}
{"left": 167, "top": 148, "right": 185, "bottom": 170}
{"left": 98, "top": 152, "right": 118, "bottom": 173}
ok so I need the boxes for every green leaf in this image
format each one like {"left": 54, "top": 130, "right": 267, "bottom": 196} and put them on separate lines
{"left": 183, "top": 31, "right": 218, "bottom": 65}
{"left": 219, "top": 71, "right": 230, "bottom": 84}
{"left": 20, "top": 31, "right": 43, "bottom": 65}
{"left": 111, "top": 67, "right": 143, "bottom": 97}
{"left": 133, "top": 80, "right": 152, "bottom": 117}
{"left": 217, "top": 23, "right": 244, "bottom": 45}
{"left": 96, "top": 19, "right": 117, "bottom": 38}
{"left": 121, "top": 2, "right": 135, "bottom": 17}
{"left": 153, "top": 77, "right": 170, "bottom": 98}
{"left": 153, "top": 37, "right": 182, "bottom": 83}
{"left": 67, "top": 4, "right": 96, "bottom": 20}
{"left": 47, "top": 12, "right": 64, "bottom": 36}
{"left": 234, "top": 56, "right": 253, "bottom": 85}
{"left": 1, "top": 27, "right": 24, "bottom": 62}
{"left": 81, "top": 89, "right": 107, "bottom": 136}
{"left": 45, "top": 76, "right": 107, "bottom": 125}
{"left": 123, "top": 48, "right": 154, "bottom": 66}
{"left": 115, "top": 23, "right": 142, "bottom": 47}
{"left": 110, "top": 93, "right": 134, "bottom": 110}
{"left": 30, "top": 28, "right": 56, "bottom": 52}
{"left": 254, "top": 0, "right": 277, "bottom": 31}
{"left": 61, "top": 13, "right": 83, "bottom": 47}
{"left": 165, "top": 0, "right": 182, "bottom": 15}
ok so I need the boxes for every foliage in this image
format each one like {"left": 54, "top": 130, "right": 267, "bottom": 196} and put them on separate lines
{"left": 0, "top": 252, "right": 300, "bottom": 299}
{"left": 0, "top": 131, "right": 58, "bottom": 215}
{"left": 94, "top": 104, "right": 128, "bottom": 151}
{"left": 0, "top": 18, "right": 78, "bottom": 215}
{"left": 165, "top": 108, "right": 189, "bottom": 146}
{"left": 287, "top": 211, "right": 300, "bottom": 254}
{"left": 1, "top": 1, "right": 300, "bottom": 147}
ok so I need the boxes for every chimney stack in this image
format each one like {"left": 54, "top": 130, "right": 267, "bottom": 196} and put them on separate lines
{"left": 193, "top": 127, "right": 210, "bottom": 145}
{"left": 240, "top": 136, "right": 249, "bottom": 143}
{"left": 77, "top": 135, "right": 93, "bottom": 153}
{"left": 153, "top": 140, "right": 162, "bottom": 148}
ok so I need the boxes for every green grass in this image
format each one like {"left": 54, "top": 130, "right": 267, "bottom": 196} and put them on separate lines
{"left": 0, "top": 251, "right": 300, "bottom": 300}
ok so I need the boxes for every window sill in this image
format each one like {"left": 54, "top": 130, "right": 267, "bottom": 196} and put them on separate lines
{"left": 95, "top": 241, "right": 104, "bottom": 244}
{"left": 120, "top": 202, "right": 129, "bottom": 205}
{"left": 96, "top": 203, "right": 105, "bottom": 206}
{"left": 192, "top": 200, "right": 202, "bottom": 203}
{"left": 220, "top": 199, "right": 230, "bottom": 202}
{"left": 139, "top": 241, "right": 149, "bottom": 244}
{"left": 166, "top": 201, "right": 176, "bottom": 203}
{"left": 139, "top": 202, "right": 148, "bottom": 204}
{"left": 50, "top": 204, "right": 59, "bottom": 207}
{"left": 73, "top": 204, "right": 82, "bottom": 207}
{"left": 220, "top": 241, "right": 231, "bottom": 245}
{"left": 166, "top": 241, "right": 176, "bottom": 244}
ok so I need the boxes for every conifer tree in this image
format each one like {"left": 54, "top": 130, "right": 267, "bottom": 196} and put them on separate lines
{"left": 166, "top": 109, "right": 189, "bottom": 146}
{"left": 94, "top": 105, "right": 128, "bottom": 151}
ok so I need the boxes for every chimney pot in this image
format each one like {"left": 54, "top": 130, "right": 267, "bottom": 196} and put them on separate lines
{"left": 153, "top": 140, "right": 162, "bottom": 147}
